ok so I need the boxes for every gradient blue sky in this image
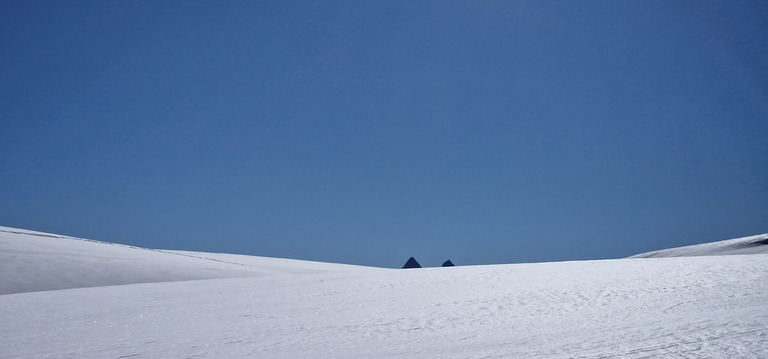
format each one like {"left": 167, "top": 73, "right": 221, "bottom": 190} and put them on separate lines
{"left": 2, "top": 1, "right": 767, "bottom": 268}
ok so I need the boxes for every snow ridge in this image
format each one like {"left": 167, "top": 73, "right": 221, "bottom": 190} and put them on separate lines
{"left": 630, "top": 233, "right": 768, "bottom": 258}
{"left": 0, "top": 226, "right": 376, "bottom": 295}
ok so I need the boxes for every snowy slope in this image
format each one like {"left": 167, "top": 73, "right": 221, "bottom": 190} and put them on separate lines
{"left": 0, "top": 226, "right": 375, "bottom": 295}
{"left": 630, "top": 233, "right": 768, "bottom": 258}
{"left": 1, "top": 227, "right": 767, "bottom": 358}
{"left": 2, "top": 255, "right": 766, "bottom": 358}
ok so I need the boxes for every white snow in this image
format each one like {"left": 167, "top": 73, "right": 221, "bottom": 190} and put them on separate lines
{"left": 1, "top": 226, "right": 767, "bottom": 358}
{"left": 0, "top": 226, "right": 371, "bottom": 295}
{"left": 630, "top": 233, "right": 768, "bottom": 258}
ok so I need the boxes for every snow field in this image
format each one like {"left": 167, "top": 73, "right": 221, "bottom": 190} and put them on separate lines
{"left": 2, "top": 253, "right": 767, "bottom": 358}
{"left": 0, "top": 226, "right": 374, "bottom": 294}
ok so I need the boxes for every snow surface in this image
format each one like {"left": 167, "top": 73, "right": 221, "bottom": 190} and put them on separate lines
{"left": 2, "top": 226, "right": 767, "bottom": 358}
{"left": 630, "top": 233, "right": 768, "bottom": 258}
{"left": 0, "top": 226, "right": 372, "bottom": 295}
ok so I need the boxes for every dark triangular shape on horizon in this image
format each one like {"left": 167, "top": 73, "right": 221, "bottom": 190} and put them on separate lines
{"left": 442, "top": 260, "right": 454, "bottom": 267}
{"left": 402, "top": 257, "right": 421, "bottom": 269}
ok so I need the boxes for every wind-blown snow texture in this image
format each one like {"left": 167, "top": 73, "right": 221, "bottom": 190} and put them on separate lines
{"left": 1, "top": 226, "right": 767, "bottom": 358}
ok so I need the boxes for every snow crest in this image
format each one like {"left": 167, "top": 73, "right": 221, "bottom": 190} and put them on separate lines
{"left": 630, "top": 233, "right": 768, "bottom": 258}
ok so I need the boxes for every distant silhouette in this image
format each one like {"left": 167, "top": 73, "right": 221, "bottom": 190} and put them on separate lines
{"left": 402, "top": 257, "right": 422, "bottom": 269}
{"left": 442, "top": 260, "right": 454, "bottom": 267}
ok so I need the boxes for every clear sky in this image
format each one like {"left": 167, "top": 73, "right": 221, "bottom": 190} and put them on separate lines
{"left": 2, "top": 1, "right": 767, "bottom": 268}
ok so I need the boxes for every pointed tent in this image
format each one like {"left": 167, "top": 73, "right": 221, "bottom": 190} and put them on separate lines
{"left": 442, "top": 260, "right": 454, "bottom": 267}
{"left": 402, "top": 257, "right": 422, "bottom": 269}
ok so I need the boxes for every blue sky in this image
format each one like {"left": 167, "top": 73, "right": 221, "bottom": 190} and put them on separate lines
{"left": 2, "top": 1, "right": 767, "bottom": 268}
